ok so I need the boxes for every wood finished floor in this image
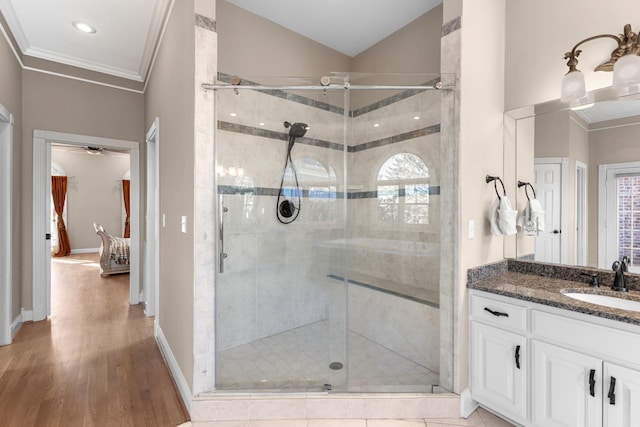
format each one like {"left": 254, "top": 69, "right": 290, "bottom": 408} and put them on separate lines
{"left": 0, "top": 253, "right": 189, "bottom": 427}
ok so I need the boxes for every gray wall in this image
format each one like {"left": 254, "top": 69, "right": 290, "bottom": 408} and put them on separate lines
{"left": 144, "top": 0, "right": 196, "bottom": 390}
{"left": 21, "top": 70, "right": 144, "bottom": 310}
{"left": 51, "top": 148, "right": 131, "bottom": 249}
{"left": 0, "top": 16, "right": 23, "bottom": 323}
{"left": 217, "top": 0, "right": 352, "bottom": 78}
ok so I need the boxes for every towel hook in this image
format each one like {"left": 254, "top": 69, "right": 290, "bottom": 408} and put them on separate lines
{"left": 517, "top": 181, "right": 536, "bottom": 201}
{"left": 486, "top": 175, "right": 506, "bottom": 200}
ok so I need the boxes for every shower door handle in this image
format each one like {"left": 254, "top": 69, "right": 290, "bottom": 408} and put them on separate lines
{"left": 219, "top": 195, "right": 228, "bottom": 273}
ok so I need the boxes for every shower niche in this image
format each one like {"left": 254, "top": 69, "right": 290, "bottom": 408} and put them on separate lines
{"left": 212, "top": 73, "right": 454, "bottom": 393}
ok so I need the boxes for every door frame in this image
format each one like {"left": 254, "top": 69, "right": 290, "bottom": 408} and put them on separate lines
{"left": 0, "top": 104, "right": 13, "bottom": 345}
{"left": 144, "top": 118, "right": 159, "bottom": 322}
{"left": 534, "top": 157, "right": 569, "bottom": 264}
{"left": 33, "top": 130, "right": 140, "bottom": 321}
{"left": 575, "top": 160, "right": 587, "bottom": 266}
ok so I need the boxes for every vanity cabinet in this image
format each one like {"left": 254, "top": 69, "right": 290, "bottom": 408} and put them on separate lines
{"left": 603, "top": 363, "right": 640, "bottom": 427}
{"left": 532, "top": 340, "right": 602, "bottom": 427}
{"left": 471, "top": 322, "right": 527, "bottom": 422}
{"left": 469, "top": 290, "right": 640, "bottom": 427}
{"left": 470, "top": 294, "right": 529, "bottom": 425}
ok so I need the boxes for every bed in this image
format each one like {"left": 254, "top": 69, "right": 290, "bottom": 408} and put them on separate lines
{"left": 94, "top": 223, "right": 130, "bottom": 277}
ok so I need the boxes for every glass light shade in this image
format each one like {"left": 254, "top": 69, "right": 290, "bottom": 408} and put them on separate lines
{"left": 612, "top": 54, "right": 640, "bottom": 92}
{"left": 561, "top": 70, "right": 586, "bottom": 103}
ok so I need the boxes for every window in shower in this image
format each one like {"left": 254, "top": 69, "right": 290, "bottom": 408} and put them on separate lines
{"left": 290, "top": 157, "right": 337, "bottom": 223}
{"left": 377, "top": 152, "right": 430, "bottom": 225}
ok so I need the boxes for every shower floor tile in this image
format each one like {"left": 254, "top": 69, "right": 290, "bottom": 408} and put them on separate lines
{"left": 216, "top": 321, "right": 439, "bottom": 392}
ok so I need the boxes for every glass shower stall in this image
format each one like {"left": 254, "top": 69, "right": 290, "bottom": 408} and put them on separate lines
{"left": 210, "top": 73, "right": 455, "bottom": 393}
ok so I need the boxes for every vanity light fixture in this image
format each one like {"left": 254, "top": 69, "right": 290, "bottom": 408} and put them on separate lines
{"left": 561, "top": 24, "right": 640, "bottom": 103}
{"left": 72, "top": 21, "right": 97, "bottom": 34}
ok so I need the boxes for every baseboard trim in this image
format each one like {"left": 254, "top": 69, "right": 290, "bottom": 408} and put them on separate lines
{"left": 11, "top": 312, "right": 22, "bottom": 339}
{"left": 156, "top": 325, "right": 193, "bottom": 415}
{"left": 459, "top": 388, "right": 478, "bottom": 418}
{"left": 70, "top": 248, "right": 99, "bottom": 254}
{"left": 21, "top": 308, "right": 33, "bottom": 322}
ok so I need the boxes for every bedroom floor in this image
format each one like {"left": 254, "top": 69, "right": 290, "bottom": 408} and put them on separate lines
{"left": 0, "top": 253, "right": 189, "bottom": 426}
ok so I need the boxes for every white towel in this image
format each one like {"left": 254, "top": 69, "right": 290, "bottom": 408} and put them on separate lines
{"left": 497, "top": 196, "right": 518, "bottom": 235}
{"left": 517, "top": 198, "right": 545, "bottom": 235}
{"left": 490, "top": 196, "right": 518, "bottom": 236}
{"left": 490, "top": 198, "right": 501, "bottom": 235}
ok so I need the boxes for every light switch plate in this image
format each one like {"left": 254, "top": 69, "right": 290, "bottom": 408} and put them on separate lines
{"left": 181, "top": 215, "right": 187, "bottom": 233}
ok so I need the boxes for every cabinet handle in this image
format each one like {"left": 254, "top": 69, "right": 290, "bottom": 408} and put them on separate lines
{"left": 484, "top": 307, "right": 509, "bottom": 317}
{"left": 515, "top": 345, "right": 521, "bottom": 369}
{"left": 589, "top": 369, "right": 596, "bottom": 397}
{"left": 608, "top": 376, "right": 616, "bottom": 405}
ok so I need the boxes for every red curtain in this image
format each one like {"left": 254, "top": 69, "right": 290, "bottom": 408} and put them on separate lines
{"left": 51, "top": 176, "right": 71, "bottom": 257}
{"left": 123, "top": 179, "right": 131, "bottom": 238}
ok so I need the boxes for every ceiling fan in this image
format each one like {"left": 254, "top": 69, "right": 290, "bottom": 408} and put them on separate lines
{"left": 51, "top": 144, "right": 129, "bottom": 158}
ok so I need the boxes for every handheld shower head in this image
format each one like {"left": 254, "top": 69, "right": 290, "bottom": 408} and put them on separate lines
{"left": 284, "top": 121, "right": 308, "bottom": 138}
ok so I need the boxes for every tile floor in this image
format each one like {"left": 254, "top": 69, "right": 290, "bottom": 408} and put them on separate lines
{"left": 216, "top": 321, "right": 439, "bottom": 392}
{"left": 179, "top": 407, "right": 515, "bottom": 426}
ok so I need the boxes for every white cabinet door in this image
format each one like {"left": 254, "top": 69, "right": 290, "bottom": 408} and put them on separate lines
{"left": 533, "top": 340, "right": 602, "bottom": 427}
{"left": 603, "top": 362, "right": 640, "bottom": 427}
{"left": 471, "top": 322, "right": 527, "bottom": 422}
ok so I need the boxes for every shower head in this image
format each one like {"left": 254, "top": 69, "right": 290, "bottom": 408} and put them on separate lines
{"left": 284, "top": 121, "right": 308, "bottom": 139}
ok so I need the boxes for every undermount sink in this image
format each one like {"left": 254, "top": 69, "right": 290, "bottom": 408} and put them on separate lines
{"left": 561, "top": 292, "right": 640, "bottom": 312}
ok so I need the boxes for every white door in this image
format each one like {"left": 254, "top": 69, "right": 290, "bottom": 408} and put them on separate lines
{"left": 535, "top": 161, "right": 563, "bottom": 263}
{"left": 604, "top": 362, "right": 640, "bottom": 427}
{"left": 533, "top": 340, "right": 602, "bottom": 427}
{"left": 471, "top": 322, "right": 527, "bottom": 423}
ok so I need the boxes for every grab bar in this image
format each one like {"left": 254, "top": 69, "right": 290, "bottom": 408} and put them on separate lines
{"left": 219, "top": 195, "right": 228, "bottom": 273}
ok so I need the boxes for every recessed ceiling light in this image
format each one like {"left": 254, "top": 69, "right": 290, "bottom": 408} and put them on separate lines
{"left": 230, "top": 112, "right": 237, "bottom": 117}
{"left": 373, "top": 123, "right": 380, "bottom": 127}
{"left": 72, "top": 21, "right": 97, "bottom": 34}
{"left": 413, "top": 116, "right": 420, "bottom": 120}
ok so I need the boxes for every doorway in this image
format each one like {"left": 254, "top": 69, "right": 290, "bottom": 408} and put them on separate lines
{"left": 32, "top": 130, "right": 140, "bottom": 321}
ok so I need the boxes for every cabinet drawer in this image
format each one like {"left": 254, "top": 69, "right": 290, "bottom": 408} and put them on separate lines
{"left": 470, "top": 293, "right": 527, "bottom": 332}
{"left": 531, "top": 310, "right": 640, "bottom": 368}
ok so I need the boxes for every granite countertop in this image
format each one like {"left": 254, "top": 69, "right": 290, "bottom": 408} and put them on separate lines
{"left": 469, "top": 271, "right": 640, "bottom": 326}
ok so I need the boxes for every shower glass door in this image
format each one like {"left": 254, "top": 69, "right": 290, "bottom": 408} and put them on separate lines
{"left": 214, "top": 77, "right": 349, "bottom": 391}
{"left": 213, "top": 73, "right": 455, "bottom": 394}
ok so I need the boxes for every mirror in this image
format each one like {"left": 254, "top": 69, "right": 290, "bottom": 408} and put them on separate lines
{"left": 507, "top": 88, "right": 640, "bottom": 273}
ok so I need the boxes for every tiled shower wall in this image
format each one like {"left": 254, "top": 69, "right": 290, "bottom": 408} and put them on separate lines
{"left": 215, "top": 78, "right": 445, "bottom": 375}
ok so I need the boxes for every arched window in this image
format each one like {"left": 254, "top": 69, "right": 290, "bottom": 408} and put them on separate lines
{"left": 377, "top": 153, "right": 430, "bottom": 225}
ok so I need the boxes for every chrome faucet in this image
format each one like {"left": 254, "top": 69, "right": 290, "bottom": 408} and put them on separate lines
{"left": 611, "top": 256, "right": 629, "bottom": 292}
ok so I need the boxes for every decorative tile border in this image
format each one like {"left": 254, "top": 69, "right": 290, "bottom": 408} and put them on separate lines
{"left": 217, "top": 72, "right": 441, "bottom": 118}
{"left": 217, "top": 185, "right": 441, "bottom": 200}
{"left": 348, "top": 124, "right": 441, "bottom": 153}
{"left": 218, "top": 121, "right": 440, "bottom": 154}
{"left": 350, "top": 78, "right": 440, "bottom": 118}
{"left": 195, "top": 14, "right": 216, "bottom": 32}
{"left": 441, "top": 16, "right": 461, "bottom": 38}
{"left": 218, "top": 121, "right": 345, "bottom": 151}
{"left": 217, "top": 73, "right": 344, "bottom": 115}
